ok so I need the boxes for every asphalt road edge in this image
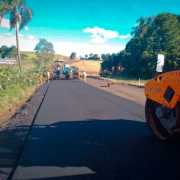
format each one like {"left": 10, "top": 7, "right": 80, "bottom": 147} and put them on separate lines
{"left": 7, "top": 82, "right": 51, "bottom": 180}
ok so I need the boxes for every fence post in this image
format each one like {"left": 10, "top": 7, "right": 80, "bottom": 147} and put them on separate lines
{"left": 139, "top": 78, "right": 140, "bottom": 86}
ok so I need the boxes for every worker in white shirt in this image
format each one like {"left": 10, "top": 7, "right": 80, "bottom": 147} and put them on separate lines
{"left": 83, "top": 71, "right": 87, "bottom": 82}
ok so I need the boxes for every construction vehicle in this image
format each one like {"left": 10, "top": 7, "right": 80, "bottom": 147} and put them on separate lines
{"left": 62, "top": 64, "right": 72, "bottom": 79}
{"left": 53, "top": 63, "right": 79, "bottom": 79}
{"left": 62, "top": 64, "right": 79, "bottom": 79}
{"left": 144, "top": 54, "right": 180, "bottom": 140}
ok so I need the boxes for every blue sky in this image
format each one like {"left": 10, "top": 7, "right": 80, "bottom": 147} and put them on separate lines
{"left": 0, "top": 0, "right": 179, "bottom": 56}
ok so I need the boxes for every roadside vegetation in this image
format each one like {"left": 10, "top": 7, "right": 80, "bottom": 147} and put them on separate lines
{"left": 100, "top": 13, "right": 180, "bottom": 80}
{"left": 70, "top": 52, "right": 101, "bottom": 60}
{"left": 0, "top": 65, "right": 39, "bottom": 117}
{"left": 0, "top": 38, "right": 68, "bottom": 118}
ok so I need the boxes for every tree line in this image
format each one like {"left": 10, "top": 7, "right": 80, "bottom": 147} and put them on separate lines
{"left": 101, "top": 13, "right": 180, "bottom": 79}
{"left": 0, "top": 45, "right": 28, "bottom": 59}
{"left": 0, "top": 45, "right": 17, "bottom": 58}
{"left": 70, "top": 52, "right": 101, "bottom": 60}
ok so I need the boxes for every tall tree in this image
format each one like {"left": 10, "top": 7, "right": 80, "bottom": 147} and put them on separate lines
{"left": 10, "top": 0, "right": 33, "bottom": 71}
{"left": 101, "top": 53, "right": 106, "bottom": 60}
{"left": 70, "top": 52, "right": 76, "bottom": 59}
{"left": 93, "top": 54, "right": 100, "bottom": 60}
{"left": 34, "top": 38, "right": 55, "bottom": 68}
{"left": 7, "top": 45, "right": 17, "bottom": 58}
{"left": 0, "top": 45, "right": 8, "bottom": 58}
{"left": 85, "top": 54, "right": 88, "bottom": 59}
{"left": 0, "top": 0, "right": 33, "bottom": 71}
{"left": 89, "top": 53, "right": 94, "bottom": 59}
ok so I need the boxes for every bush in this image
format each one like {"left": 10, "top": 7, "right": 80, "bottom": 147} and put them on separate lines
{"left": 0, "top": 66, "right": 40, "bottom": 116}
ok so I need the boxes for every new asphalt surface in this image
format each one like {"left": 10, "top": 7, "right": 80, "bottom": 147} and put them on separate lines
{"left": 12, "top": 79, "right": 180, "bottom": 180}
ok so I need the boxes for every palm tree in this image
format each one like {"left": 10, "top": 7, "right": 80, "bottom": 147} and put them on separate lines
{"left": 0, "top": 0, "right": 33, "bottom": 71}
{"left": 0, "top": 0, "right": 10, "bottom": 24}
{"left": 10, "top": 0, "right": 33, "bottom": 71}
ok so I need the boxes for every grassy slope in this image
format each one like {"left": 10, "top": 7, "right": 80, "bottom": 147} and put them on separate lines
{"left": 21, "top": 52, "right": 102, "bottom": 75}
{"left": 22, "top": 51, "right": 37, "bottom": 58}
{"left": 71, "top": 60, "right": 102, "bottom": 75}
{"left": 21, "top": 51, "right": 70, "bottom": 69}
{"left": 22, "top": 51, "right": 70, "bottom": 60}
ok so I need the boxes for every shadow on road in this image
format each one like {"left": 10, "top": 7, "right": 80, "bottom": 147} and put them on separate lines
{"left": 9, "top": 118, "right": 180, "bottom": 180}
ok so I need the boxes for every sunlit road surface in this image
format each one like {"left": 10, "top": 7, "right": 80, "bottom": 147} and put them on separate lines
{"left": 12, "top": 78, "right": 180, "bottom": 180}
{"left": 84, "top": 77, "right": 146, "bottom": 106}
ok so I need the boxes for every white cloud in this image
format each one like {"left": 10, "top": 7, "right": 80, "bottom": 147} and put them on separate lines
{"left": 90, "top": 34, "right": 107, "bottom": 44}
{"left": 4, "top": 32, "right": 13, "bottom": 36}
{"left": 1, "top": 18, "right": 10, "bottom": 29}
{"left": 119, "top": 34, "right": 131, "bottom": 39}
{"left": 27, "top": 34, "right": 35, "bottom": 40}
{"left": 53, "top": 41, "right": 125, "bottom": 57}
{"left": 84, "top": 26, "right": 118, "bottom": 44}
{"left": 84, "top": 26, "right": 119, "bottom": 39}
{"left": 0, "top": 35, "right": 16, "bottom": 47}
{"left": 19, "top": 33, "right": 24, "bottom": 37}
{"left": 0, "top": 35, "right": 38, "bottom": 51}
{"left": 84, "top": 26, "right": 131, "bottom": 43}
{"left": 0, "top": 34, "right": 125, "bottom": 57}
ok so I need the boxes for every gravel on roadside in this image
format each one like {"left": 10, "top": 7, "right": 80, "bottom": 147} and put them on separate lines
{"left": 0, "top": 82, "right": 50, "bottom": 180}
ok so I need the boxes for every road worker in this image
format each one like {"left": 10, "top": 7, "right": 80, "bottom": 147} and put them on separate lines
{"left": 46, "top": 71, "right": 50, "bottom": 82}
{"left": 50, "top": 71, "right": 54, "bottom": 80}
{"left": 56, "top": 64, "right": 60, "bottom": 78}
{"left": 77, "top": 70, "right": 80, "bottom": 80}
{"left": 68, "top": 69, "right": 72, "bottom": 79}
{"left": 83, "top": 71, "right": 87, "bottom": 82}
{"left": 39, "top": 72, "right": 43, "bottom": 85}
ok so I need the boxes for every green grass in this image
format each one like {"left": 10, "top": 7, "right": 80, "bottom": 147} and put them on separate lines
{"left": 101, "top": 74, "right": 149, "bottom": 86}
{"left": 22, "top": 51, "right": 70, "bottom": 61}
{"left": 22, "top": 60, "right": 35, "bottom": 69}
{"left": 0, "top": 85, "right": 38, "bottom": 116}
{"left": 22, "top": 60, "right": 34, "bottom": 65}
{"left": 22, "top": 51, "right": 37, "bottom": 58}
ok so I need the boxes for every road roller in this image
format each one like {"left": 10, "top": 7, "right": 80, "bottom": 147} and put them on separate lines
{"left": 144, "top": 54, "right": 180, "bottom": 140}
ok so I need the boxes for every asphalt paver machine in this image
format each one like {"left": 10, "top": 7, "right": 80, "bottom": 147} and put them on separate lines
{"left": 62, "top": 64, "right": 73, "bottom": 79}
{"left": 144, "top": 54, "right": 180, "bottom": 140}
{"left": 54, "top": 63, "right": 79, "bottom": 79}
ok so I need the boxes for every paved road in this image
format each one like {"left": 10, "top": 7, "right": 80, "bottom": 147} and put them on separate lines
{"left": 84, "top": 78, "right": 146, "bottom": 106}
{"left": 12, "top": 79, "right": 180, "bottom": 180}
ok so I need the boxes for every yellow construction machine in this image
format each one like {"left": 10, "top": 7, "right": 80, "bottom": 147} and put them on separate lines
{"left": 144, "top": 54, "right": 180, "bottom": 140}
